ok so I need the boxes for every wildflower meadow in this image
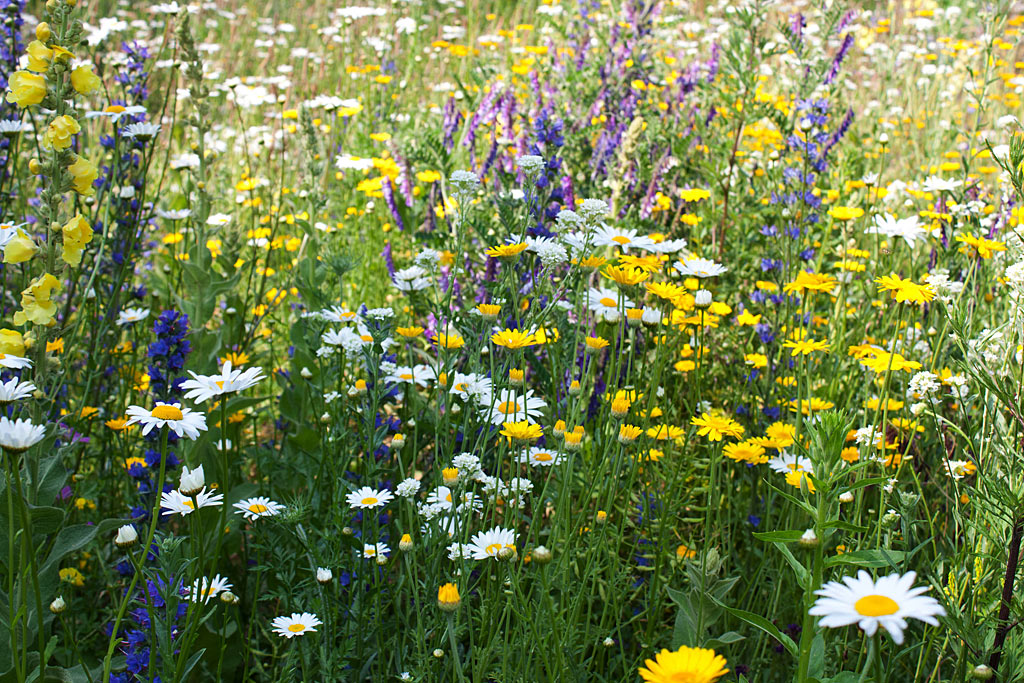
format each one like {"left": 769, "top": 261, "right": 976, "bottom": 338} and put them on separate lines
{"left": 2, "top": 0, "right": 1024, "bottom": 680}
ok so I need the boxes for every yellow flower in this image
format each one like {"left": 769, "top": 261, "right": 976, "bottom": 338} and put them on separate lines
{"left": 475, "top": 303, "right": 501, "bottom": 318}
{"left": 3, "top": 229, "right": 37, "bottom": 264}
{"left": 875, "top": 274, "right": 935, "bottom": 305}
{"left": 956, "top": 233, "right": 1006, "bottom": 259}
{"left": 500, "top": 420, "right": 542, "bottom": 443}
{"left": 5, "top": 70, "right": 47, "bottom": 107}
{"left": 690, "top": 413, "right": 744, "bottom": 441}
{"left": 679, "top": 188, "right": 712, "bottom": 202}
{"left": 68, "top": 155, "right": 98, "bottom": 196}
{"left": 585, "top": 336, "right": 610, "bottom": 351}
{"left": 25, "top": 40, "right": 53, "bottom": 72}
{"left": 396, "top": 326, "right": 425, "bottom": 338}
{"left": 61, "top": 214, "right": 94, "bottom": 266}
{"left": 490, "top": 328, "right": 538, "bottom": 349}
{"left": 858, "top": 349, "right": 922, "bottom": 373}
{"left": 827, "top": 206, "right": 864, "bottom": 221}
{"left": 437, "top": 583, "right": 461, "bottom": 611}
{"left": 602, "top": 264, "right": 649, "bottom": 286}
{"left": 723, "top": 440, "right": 766, "bottom": 463}
{"left": 638, "top": 645, "right": 728, "bottom": 683}
{"left": 416, "top": 170, "right": 442, "bottom": 183}
{"left": 435, "top": 333, "right": 465, "bottom": 349}
{"left": 785, "top": 470, "right": 816, "bottom": 493}
{"left": 783, "top": 271, "right": 838, "bottom": 295}
{"left": 13, "top": 272, "right": 60, "bottom": 326}
{"left": 44, "top": 115, "right": 80, "bottom": 150}
{"left": 70, "top": 64, "right": 102, "bottom": 94}
{"left": 485, "top": 242, "right": 529, "bottom": 259}
{"left": 59, "top": 567, "right": 85, "bottom": 587}
{"left": 783, "top": 338, "right": 829, "bottom": 356}
{"left": 0, "top": 329, "right": 26, "bottom": 356}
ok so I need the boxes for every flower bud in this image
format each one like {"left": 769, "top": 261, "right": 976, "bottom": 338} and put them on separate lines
{"left": 316, "top": 567, "right": 333, "bottom": 584}
{"left": 219, "top": 590, "right": 238, "bottom": 604}
{"left": 433, "top": 649, "right": 444, "bottom": 659}
{"left": 694, "top": 289, "right": 713, "bottom": 309}
{"left": 437, "top": 582, "right": 461, "bottom": 611}
{"left": 391, "top": 433, "right": 405, "bottom": 449}
{"left": 496, "top": 546, "right": 516, "bottom": 562}
{"left": 442, "top": 467, "right": 459, "bottom": 485}
{"left": 36, "top": 23, "right": 51, "bottom": 42}
{"left": 50, "top": 596, "right": 66, "bottom": 613}
{"left": 596, "top": 510, "right": 608, "bottom": 524}
{"left": 399, "top": 533, "right": 414, "bottom": 552}
{"left": 114, "top": 524, "right": 138, "bottom": 548}
{"left": 531, "top": 545, "right": 552, "bottom": 565}
{"left": 28, "top": 159, "right": 42, "bottom": 174}
{"left": 798, "top": 528, "right": 819, "bottom": 548}
{"left": 602, "top": 637, "right": 615, "bottom": 647}
{"left": 300, "top": 367, "right": 312, "bottom": 379}
{"left": 179, "top": 465, "right": 205, "bottom": 497}
{"left": 838, "top": 491, "right": 854, "bottom": 504}
{"left": 375, "top": 554, "right": 388, "bottom": 566}
{"left": 341, "top": 526, "right": 354, "bottom": 536}
{"left": 971, "top": 665, "right": 994, "bottom": 680}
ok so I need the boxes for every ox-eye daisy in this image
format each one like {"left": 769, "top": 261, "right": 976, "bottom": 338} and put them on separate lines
{"left": 271, "top": 612, "right": 321, "bottom": 639}
{"left": 160, "top": 488, "right": 223, "bottom": 516}
{"left": 809, "top": 570, "right": 945, "bottom": 644}
{"left": 346, "top": 486, "right": 394, "bottom": 509}
{"left": 125, "top": 402, "right": 208, "bottom": 440}
{"left": 233, "top": 496, "right": 285, "bottom": 521}
{"left": 468, "top": 526, "right": 517, "bottom": 561}
{"left": 180, "top": 360, "right": 265, "bottom": 403}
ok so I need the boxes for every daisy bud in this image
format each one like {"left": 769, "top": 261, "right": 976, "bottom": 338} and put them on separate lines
{"left": 442, "top": 467, "right": 459, "bottom": 485}
{"left": 508, "top": 368, "right": 524, "bottom": 386}
{"left": 450, "top": 403, "right": 461, "bottom": 415}
{"left": 375, "top": 555, "right": 388, "bottom": 566}
{"left": 179, "top": 465, "right": 205, "bottom": 497}
{"left": 300, "top": 367, "right": 312, "bottom": 379}
{"left": 50, "top": 596, "right": 66, "bottom": 614}
{"left": 399, "top": 533, "right": 414, "bottom": 552}
{"left": 219, "top": 591, "right": 238, "bottom": 604}
{"left": 568, "top": 380, "right": 581, "bottom": 396}
{"left": 531, "top": 546, "right": 552, "bottom": 565}
{"left": 596, "top": 510, "right": 608, "bottom": 524}
{"left": 342, "top": 526, "right": 354, "bottom": 536}
{"left": 694, "top": 289, "right": 713, "bottom": 309}
{"left": 910, "top": 402, "right": 927, "bottom": 417}
{"left": 320, "top": 412, "right": 331, "bottom": 423}
{"left": 838, "top": 491, "right": 855, "bottom": 504}
{"left": 496, "top": 546, "right": 516, "bottom": 562}
{"left": 391, "top": 433, "right": 406, "bottom": 449}
{"left": 316, "top": 567, "right": 333, "bottom": 584}
{"left": 798, "top": 528, "right": 819, "bottom": 548}
{"left": 878, "top": 133, "right": 889, "bottom": 143}
{"left": 433, "top": 649, "right": 444, "bottom": 659}
{"left": 114, "top": 524, "right": 138, "bottom": 549}
{"left": 971, "top": 665, "right": 994, "bottom": 680}
{"left": 602, "top": 637, "right": 615, "bottom": 647}
{"left": 437, "top": 582, "right": 461, "bottom": 611}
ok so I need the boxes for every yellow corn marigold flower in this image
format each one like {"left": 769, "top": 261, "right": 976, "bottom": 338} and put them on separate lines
{"left": 858, "top": 349, "right": 921, "bottom": 373}
{"left": 783, "top": 271, "right": 838, "bottom": 295}
{"left": 744, "top": 353, "right": 768, "bottom": 368}
{"left": 437, "top": 583, "right": 461, "bottom": 611}
{"left": 573, "top": 255, "right": 607, "bottom": 269}
{"left": 782, "top": 338, "right": 829, "bottom": 356}
{"left": 679, "top": 188, "right": 712, "bottom": 202}
{"left": 785, "top": 470, "right": 816, "bottom": 493}
{"left": 59, "top": 567, "right": 85, "bottom": 587}
{"left": 485, "top": 242, "right": 529, "bottom": 259}
{"left": 442, "top": 467, "right": 459, "bottom": 485}
{"left": 490, "top": 328, "right": 538, "bottom": 349}
{"left": 475, "top": 303, "right": 501, "bottom": 319}
{"left": 691, "top": 413, "right": 744, "bottom": 441}
{"left": 585, "top": 336, "right": 609, "bottom": 351}
{"left": 827, "top": 206, "right": 864, "bottom": 221}
{"left": 676, "top": 544, "right": 697, "bottom": 560}
{"left": 875, "top": 274, "right": 935, "bottom": 305}
{"left": 501, "top": 420, "right": 542, "bottom": 443}
{"left": 396, "top": 326, "right": 424, "bottom": 338}
{"left": 435, "top": 333, "right": 465, "bottom": 350}
{"left": 789, "top": 397, "right": 835, "bottom": 415}
{"left": 602, "top": 264, "right": 650, "bottom": 286}
{"left": 618, "top": 424, "right": 643, "bottom": 444}
{"left": 638, "top": 645, "right": 728, "bottom": 683}
{"left": 647, "top": 424, "right": 685, "bottom": 441}
{"left": 106, "top": 417, "right": 134, "bottom": 431}
{"left": 723, "top": 440, "right": 766, "bottom": 463}
{"left": 956, "top": 233, "right": 1006, "bottom": 259}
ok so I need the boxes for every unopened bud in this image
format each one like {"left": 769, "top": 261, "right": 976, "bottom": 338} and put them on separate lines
{"left": 50, "top": 596, "right": 66, "bottom": 613}
{"left": 114, "top": 524, "right": 138, "bottom": 549}
{"left": 432, "top": 649, "right": 444, "bottom": 659}
{"left": 798, "top": 528, "right": 819, "bottom": 548}
{"left": 36, "top": 23, "right": 51, "bottom": 42}
{"left": 29, "top": 159, "right": 42, "bottom": 174}
{"left": 496, "top": 546, "right": 516, "bottom": 562}
{"left": 316, "top": 567, "right": 333, "bottom": 584}
{"left": 839, "top": 491, "right": 854, "bottom": 504}
{"left": 399, "top": 533, "right": 414, "bottom": 552}
{"left": 971, "top": 664, "right": 994, "bottom": 680}
{"left": 531, "top": 545, "right": 552, "bottom": 565}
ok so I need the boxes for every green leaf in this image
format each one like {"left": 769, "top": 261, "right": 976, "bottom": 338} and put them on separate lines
{"left": 753, "top": 530, "right": 805, "bottom": 543}
{"left": 825, "top": 549, "right": 906, "bottom": 569}
{"left": 823, "top": 520, "right": 869, "bottom": 534}
{"left": 709, "top": 598, "right": 798, "bottom": 659}
{"left": 704, "top": 631, "right": 745, "bottom": 650}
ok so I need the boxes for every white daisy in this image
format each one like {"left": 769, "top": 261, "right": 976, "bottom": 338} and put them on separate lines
{"left": 866, "top": 213, "right": 928, "bottom": 248}
{"left": 921, "top": 176, "right": 962, "bottom": 193}
{"left": 270, "top": 612, "right": 322, "bottom": 638}
{"left": 190, "top": 574, "right": 232, "bottom": 604}
{"left": 519, "top": 446, "right": 563, "bottom": 467}
{"left": 767, "top": 452, "right": 814, "bottom": 475}
{"left": 0, "top": 353, "right": 32, "bottom": 370}
{"left": 123, "top": 122, "right": 161, "bottom": 140}
{"left": 160, "top": 488, "right": 224, "bottom": 516}
{"left": 674, "top": 256, "right": 728, "bottom": 278}
{"left": 0, "top": 378, "right": 36, "bottom": 404}
{"left": 180, "top": 361, "right": 266, "bottom": 403}
{"left": 591, "top": 226, "right": 657, "bottom": 252}
{"left": 809, "top": 570, "right": 945, "bottom": 644}
{"left": 481, "top": 389, "right": 547, "bottom": 425}
{"left": 0, "top": 417, "right": 46, "bottom": 453}
{"left": 468, "top": 526, "right": 517, "bottom": 561}
{"left": 384, "top": 364, "right": 434, "bottom": 387}
{"left": 233, "top": 496, "right": 285, "bottom": 521}
{"left": 116, "top": 307, "right": 150, "bottom": 326}
{"left": 125, "top": 403, "right": 208, "bottom": 440}
{"left": 587, "top": 287, "right": 633, "bottom": 319}
{"left": 450, "top": 373, "right": 493, "bottom": 403}
{"left": 346, "top": 486, "right": 394, "bottom": 509}
{"left": 362, "top": 542, "right": 391, "bottom": 559}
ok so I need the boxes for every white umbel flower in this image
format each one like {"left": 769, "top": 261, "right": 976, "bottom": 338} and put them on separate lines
{"left": 809, "top": 570, "right": 945, "bottom": 644}
{"left": 180, "top": 361, "right": 265, "bottom": 404}
{"left": 271, "top": 612, "right": 321, "bottom": 638}
{"left": 125, "top": 403, "right": 208, "bottom": 440}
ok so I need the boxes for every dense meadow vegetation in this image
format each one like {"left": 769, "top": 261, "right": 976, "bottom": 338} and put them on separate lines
{"left": 1, "top": 0, "right": 1024, "bottom": 680}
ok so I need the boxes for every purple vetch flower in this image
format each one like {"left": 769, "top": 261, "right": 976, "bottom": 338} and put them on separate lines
{"left": 381, "top": 178, "right": 405, "bottom": 231}
{"left": 824, "top": 34, "right": 853, "bottom": 85}
{"left": 382, "top": 242, "right": 396, "bottom": 278}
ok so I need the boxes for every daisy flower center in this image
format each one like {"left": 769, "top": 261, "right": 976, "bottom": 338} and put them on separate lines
{"left": 287, "top": 624, "right": 306, "bottom": 633}
{"left": 399, "top": 373, "right": 413, "bottom": 380}
{"left": 534, "top": 452, "right": 553, "bottom": 462}
{"left": 497, "top": 401, "right": 520, "bottom": 415}
{"left": 215, "top": 380, "right": 225, "bottom": 389}
{"left": 611, "top": 235, "right": 631, "bottom": 245}
{"left": 854, "top": 594, "right": 899, "bottom": 617}
{"left": 599, "top": 297, "right": 617, "bottom": 307}
{"left": 151, "top": 405, "right": 184, "bottom": 421}
{"left": 361, "top": 496, "right": 378, "bottom": 506}
{"left": 485, "top": 543, "right": 503, "bottom": 556}
{"left": 248, "top": 503, "right": 268, "bottom": 514}
{"left": 182, "top": 500, "right": 195, "bottom": 510}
